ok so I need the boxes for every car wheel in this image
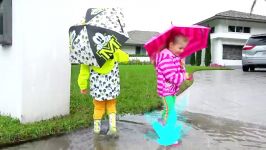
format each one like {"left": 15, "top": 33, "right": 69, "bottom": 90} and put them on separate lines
{"left": 242, "top": 65, "right": 249, "bottom": 72}
{"left": 250, "top": 67, "right": 255, "bottom": 72}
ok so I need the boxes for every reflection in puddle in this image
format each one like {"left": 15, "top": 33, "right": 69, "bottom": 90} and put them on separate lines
{"left": 3, "top": 112, "right": 266, "bottom": 150}
{"left": 144, "top": 95, "right": 190, "bottom": 146}
{"left": 184, "top": 112, "right": 266, "bottom": 149}
{"left": 93, "top": 136, "right": 118, "bottom": 150}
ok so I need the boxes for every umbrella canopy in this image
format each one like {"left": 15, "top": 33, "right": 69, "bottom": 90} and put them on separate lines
{"left": 86, "top": 8, "right": 128, "bottom": 37}
{"left": 144, "top": 25, "right": 210, "bottom": 61}
{"left": 69, "top": 8, "right": 129, "bottom": 67}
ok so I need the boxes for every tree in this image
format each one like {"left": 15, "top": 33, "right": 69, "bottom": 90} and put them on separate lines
{"left": 196, "top": 51, "right": 202, "bottom": 66}
{"left": 190, "top": 53, "right": 196, "bottom": 66}
{"left": 251, "top": 0, "right": 266, "bottom": 14}
{"left": 205, "top": 34, "right": 211, "bottom": 66}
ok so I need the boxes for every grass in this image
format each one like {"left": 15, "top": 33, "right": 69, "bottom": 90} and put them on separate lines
{"left": 0, "top": 65, "right": 228, "bottom": 146}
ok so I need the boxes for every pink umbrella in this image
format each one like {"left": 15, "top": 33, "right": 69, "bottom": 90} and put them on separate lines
{"left": 144, "top": 25, "right": 210, "bottom": 61}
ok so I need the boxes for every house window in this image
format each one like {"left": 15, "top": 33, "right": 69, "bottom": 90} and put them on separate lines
{"left": 228, "top": 26, "right": 235, "bottom": 32}
{"left": 244, "top": 27, "right": 250, "bottom": 33}
{"left": 136, "top": 46, "right": 141, "bottom": 54}
{"left": 0, "top": 1, "right": 4, "bottom": 35}
{"left": 0, "top": 13, "right": 3, "bottom": 35}
{"left": 236, "top": 26, "right": 243, "bottom": 32}
{"left": 228, "top": 25, "right": 250, "bottom": 33}
{"left": 210, "top": 27, "right": 215, "bottom": 33}
{"left": 0, "top": 0, "right": 12, "bottom": 46}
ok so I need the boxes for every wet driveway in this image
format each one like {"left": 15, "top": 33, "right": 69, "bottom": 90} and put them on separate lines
{"left": 3, "top": 69, "right": 266, "bottom": 150}
{"left": 186, "top": 69, "right": 266, "bottom": 126}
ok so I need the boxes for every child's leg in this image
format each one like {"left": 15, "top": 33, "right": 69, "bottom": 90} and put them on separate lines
{"left": 106, "top": 99, "right": 117, "bottom": 115}
{"left": 162, "top": 98, "right": 167, "bottom": 120}
{"left": 93, "top": 100, "right": 106, "bottom": 119}
{"left": 163, "top": 96, "right": 176, "bottom": 124}
{"left": 93, "top": 100, "right": 106, "bottom": 134}
{"left": 106, "top": 99, "right": 118, "bottom": 136}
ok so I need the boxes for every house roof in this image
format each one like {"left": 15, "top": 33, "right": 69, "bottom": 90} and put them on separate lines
{"left": 125, "top": 30, "right": 159, "bottom": 46}
{"left": 196, "top": 10, "right": 266, "bottom": 25}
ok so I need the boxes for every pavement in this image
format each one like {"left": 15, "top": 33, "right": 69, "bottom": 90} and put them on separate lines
{"left": 3, "top": 69, "right": 266, "bottom": 150}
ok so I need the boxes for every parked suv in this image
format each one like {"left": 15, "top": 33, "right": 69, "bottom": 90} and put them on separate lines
{"left": 242, "top": 34, "right": 266, "bottom": 72}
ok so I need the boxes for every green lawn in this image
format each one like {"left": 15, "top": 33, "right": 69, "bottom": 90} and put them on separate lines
{"left": 0, "top": 65, "right": 228, "bottom": 146}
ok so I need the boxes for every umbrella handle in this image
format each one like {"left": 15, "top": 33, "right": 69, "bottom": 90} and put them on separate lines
{"left": 117, "top": 18, "right": 124, "bottom": 33}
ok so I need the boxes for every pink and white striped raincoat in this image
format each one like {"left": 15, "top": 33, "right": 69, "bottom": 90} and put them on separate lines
{"left": 155, "top": 49, "right": 186, "bottom": 97}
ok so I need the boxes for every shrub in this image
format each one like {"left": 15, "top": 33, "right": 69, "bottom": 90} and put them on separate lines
{"left": 196, "top": 51, "right": 202, "bottom": 66}
{"left": 190, "top": 53, "right": 196, "bottom": 66}
{"left": 129, "top": 54, "right": 148, "bottom": 57}
{"left": 120, "top": 60, "right": 151, "bottom": 65}
{"left": 205, "top": 34, "right": 212, "bottom": 66}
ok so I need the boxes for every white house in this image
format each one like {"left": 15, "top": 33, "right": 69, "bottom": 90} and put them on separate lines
{"left": 123, "top": 30, "right": 159, "bottom": 55}
{"left": 0, "top": 0, "right": 94, "bottom": 123}
{"left": 122, "top": 30, "right": 159, "bottom": 62}
{"left": 197, "top": 10, "right": 266, "bottom": 66}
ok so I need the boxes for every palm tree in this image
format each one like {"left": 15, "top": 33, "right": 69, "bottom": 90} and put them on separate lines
{"left": 250, "top": 0, "right": 266, "bottom": 14}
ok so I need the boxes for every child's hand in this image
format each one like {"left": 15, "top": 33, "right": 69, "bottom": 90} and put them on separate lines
{"left": 180, "top": 59, "right": 185, "bottom": 67}
{"left": 185, "top": 73, "right": 193, "bottom": 80}
{"left": 80, "top": 89, "right": 88, "bottom": 95}
{"left": 185, "top": 73, "right": 190, "bottom": 80}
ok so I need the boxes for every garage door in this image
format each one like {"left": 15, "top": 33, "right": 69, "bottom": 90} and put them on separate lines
{"left": 223, "top": 45, "right": 243, "bottom": 60}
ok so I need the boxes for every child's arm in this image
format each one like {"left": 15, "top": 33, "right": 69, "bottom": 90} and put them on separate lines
{"left": 78, "top": 64, "right": 90, "bottom": 94}
{"left": 159, "top": 57, "right": 185, "bottom": 86}
{"left": 180, "top": 59, "right": 191, "bottom": 80}
{"left": 114, "top": 49, "right": 129, "bottom": 63}
{"left": 77, "top": 20, "right": 90, "bottom": 93}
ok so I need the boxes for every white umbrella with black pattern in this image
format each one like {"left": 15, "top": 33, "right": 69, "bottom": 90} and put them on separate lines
{"left": 69, "top": 8, "right": 129, "bottom": 67}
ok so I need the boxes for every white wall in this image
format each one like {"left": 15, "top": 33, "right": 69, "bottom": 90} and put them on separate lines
{"left": 0, "top": 0, "right": 95, "bottom": 123}
{"left": 218, "top": 19, "right": 266, "bottom": 34}
{"left": 20, "top": 0, "right": 74, "bottom": 123}
{"left": 221, "top": 38, "right": 247, "bottom": 66}
{"left": 211, "top": 39, "right": 223, "bottom": 65}
{"left": 129, "top": 57, "right": 150, "bottom": 62}
{"left": 211, "top": 38, "right": 245, "bottom": 66}
{"left": 0, "top": 42, "right": 22, "bottom": 119}
{"left": 201, "top": 48, "right": 206, "bottom": 66}
{"left": 122, "top": 45, "right": 148, "bottom": 55}
{"left": 122, "top": 45, "right": 136, "bottom": 54}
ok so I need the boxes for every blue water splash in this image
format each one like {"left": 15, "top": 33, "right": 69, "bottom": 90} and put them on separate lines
{"left": 144, "top": 95, "right": 190, "bottom": 146}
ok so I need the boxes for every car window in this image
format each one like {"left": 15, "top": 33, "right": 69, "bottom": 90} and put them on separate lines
{"left": 247, "top": 36, "right": 266, "bottom": 46}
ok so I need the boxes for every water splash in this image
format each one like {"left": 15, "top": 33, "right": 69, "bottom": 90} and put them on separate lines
{"left": 144, "top": 94, "right": 190, "bottom": 146}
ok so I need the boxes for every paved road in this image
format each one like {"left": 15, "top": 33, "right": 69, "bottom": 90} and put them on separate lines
{"left": 3, "top": 69, "right": 266, "bottom": 150}
{"left": 186, "top": 69, "right": 266, "bottom": 125}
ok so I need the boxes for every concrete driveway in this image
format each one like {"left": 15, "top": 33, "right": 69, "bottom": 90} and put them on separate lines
{"left": 4, "top": 69, "right": 266, "bottom": 150}
{"left": 186, "top": 69, "right": 266, "bottom": 125}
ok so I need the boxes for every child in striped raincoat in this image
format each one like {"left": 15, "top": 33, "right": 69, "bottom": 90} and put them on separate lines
{"left": 155, "top": 34, "right": 190, "bottom": 124}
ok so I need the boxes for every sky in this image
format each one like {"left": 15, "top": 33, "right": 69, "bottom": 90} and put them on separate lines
{"left": 74, "top": 0, "right": 266, "bottom": 32}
